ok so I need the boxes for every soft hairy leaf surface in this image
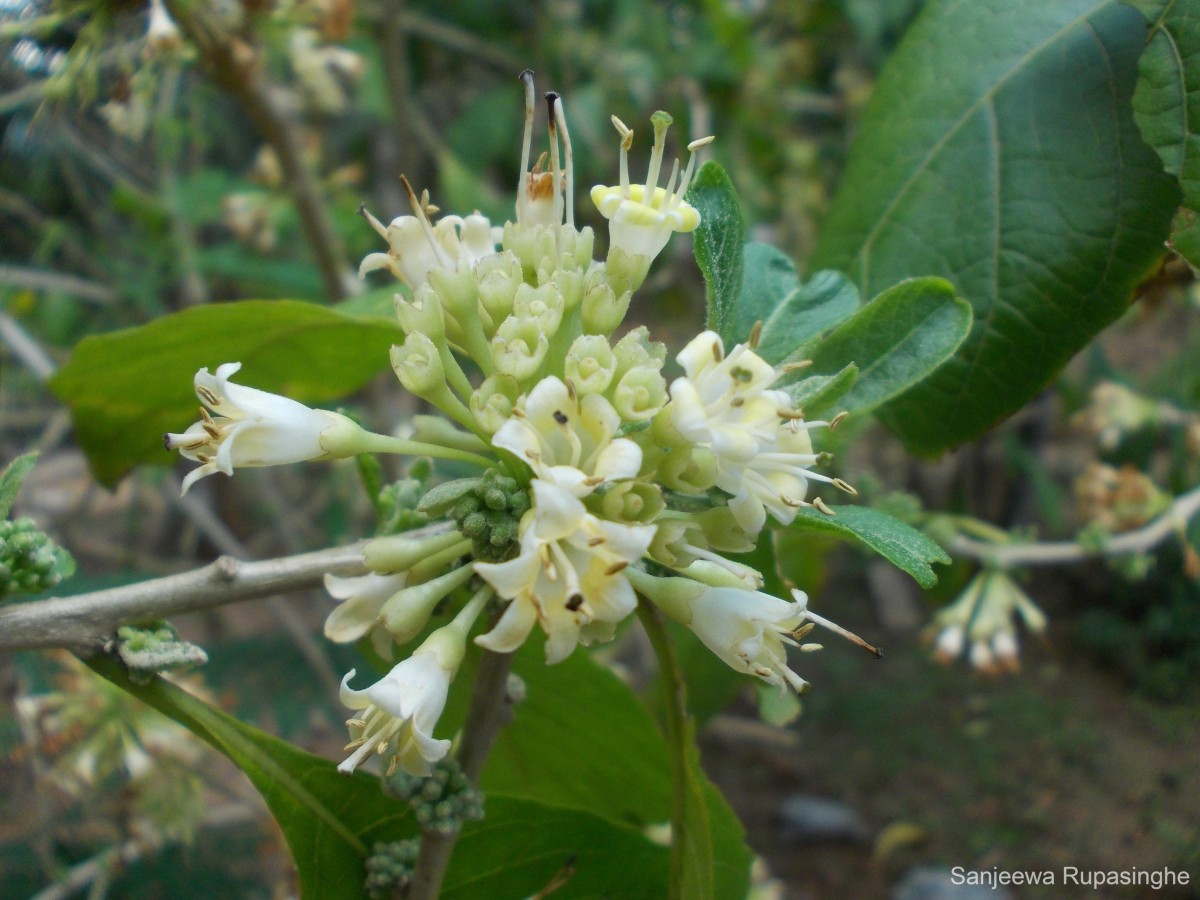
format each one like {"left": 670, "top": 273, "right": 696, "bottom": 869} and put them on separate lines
{"left": 686, "top": 162, "right": 746, "bottom": 344}
{"left": 812, "top": 0, "right": 1179, "bottom": 454}
{"left": 788, "top": 506, "right": 951, "bottom": 589}
{"left": 0, "top": 453, "right": 38, "bottom": 518}
{"left": 797, "top": 278, "right": 971, "bottom": 415}
{"left": 49, "top": 301, "right": 400, "bottom": 485}
{"left": 755, "top": 266, "right": 860, "bottom": 365}
{"left": 1129, "top": 0, "right": 1200, "bottom": 268}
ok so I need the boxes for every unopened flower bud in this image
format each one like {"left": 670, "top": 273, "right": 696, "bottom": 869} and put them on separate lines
{"left": 512, "top": 282, "right": 564, "bottom": 336}
{"left": 596, "top": 481, "right": 665, "bottom": 524}
{"left": 581, "top": 270, "right": 632, "bottom": 335}
{"left": 395, "top": 285, "right": 446, "bottom": 339}
{"left": 611, "top": 365, "right": 667, "bottom": 421}
{"left": 391, "top": 333, "right": 446, "bottom": 399}
{"left": 491, "top": 315, "right": 549, "bottom": 381}
{"left": 471, "top": 374, "right": 520, "bottom": 435}
{"left": 380, "top": 563, "right": 475, "bottom": 643}
{"left": 657, "top": 445, "right": 719, "bottom": 493}
{"left": 364, "top": 530, "right": 467, "bottom": 574}
{"left": 565, "top": 334, "right": 617, "bottom": 395}
{"left": 475, "top": 251, "right": 523, "bottom": 332}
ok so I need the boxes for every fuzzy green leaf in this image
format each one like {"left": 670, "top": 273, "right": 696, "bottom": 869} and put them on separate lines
{"left": 686, "top": 162, "right": 746, "bottom": 343}
{"left": 812, "top": 0, "right": 1179, "bottom": 453}
{"left": 755, "top": 265, "right": 860, "bottom": 365}
{"left": 1129, "top": 0, "right": 1200, "bottom": 268}
{"left": 799, "top": 278, "right": 971, "bottom": 415}
{"left": 49, "top": 301, "right": 401, "bottom": 486}
{"left": 788, "top": 506, "right": 951, "bottom": 589}
{"left": 0, "top": 453, "right": 38, "bottom": 519}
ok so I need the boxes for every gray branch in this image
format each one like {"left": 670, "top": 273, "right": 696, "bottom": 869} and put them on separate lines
{"left": 0, "top": 544, "right": 368, "bottom": 653}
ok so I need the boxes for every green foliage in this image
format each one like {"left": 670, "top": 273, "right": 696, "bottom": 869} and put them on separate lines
{"left": 87, "top": 653, "right": 685, "bottom": 899}
{"left": 795, "top": 277, "right": 972, "bottom": 415}
{"left": 686, "top": 161, "right": 746, "bottom": 343}
{"left": 788, "top": 505, "right": 951, "bottom": 589}
{"left": 0, "top": 453, "right": 38, "bottom": 519}
{"left": 49, "top": 301, "right": 401, "bottom": 485}
{"left": 813, "top": 0, "right": 1179, "bottom": 454}
{"left": 1128, "top": 0, "right": 1200, "bottom": 269}
{"left": 753, "top": 264, "right": 861, "bottom": 365}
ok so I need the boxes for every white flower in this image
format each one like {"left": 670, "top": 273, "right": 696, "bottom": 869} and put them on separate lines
{"left": 359, "top": 191, "right": 498, "bottom": 289}
{"left": 323, "top": 572, "right": 407, "bottom": 658}
{"left": 145, "top": 0, "right": 181, "bottom": 53}
{"left": 492, "top": 376, "right": 642, "bottom": 498}
{"left": 687, "top": 586, "right": 814, "bottom": 693}
{"left": 338, "top": 653, "right": 453, "bottom": 777}
{"left": 164, "top": 362, "right": 363, "bottom": 493}
{"left": 474, "top": 480, "right": 654, "bottom": 664}
{"left": 930, "top": 571, "right": 1046, "bottom": 675}
{"left": 667, "top": 331, "right": 836, "bottom": 534}
{"left": 590, "top": 112, "right": 708, "bottom": 263}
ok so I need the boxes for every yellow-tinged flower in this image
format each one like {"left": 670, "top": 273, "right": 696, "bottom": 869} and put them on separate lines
{"left": 164, "top": 362, "right": 365, "bottom": 493}
{"left": 474, "top": 480, "right": 654, "bottom": 663}
{"left": 666, "top": 331, "right": 843, "bottom": 534}
{"left": 491, "top": 376, "right": 642, "bottom": 498}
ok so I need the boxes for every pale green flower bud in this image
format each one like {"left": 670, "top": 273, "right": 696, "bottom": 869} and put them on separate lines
{"left": 470, "top": 374, "right": 520, "bottom": 435}
{"left": 380, "top": 563, "right": 476, "bottom": 643}
{"left": 512, "top": 282, "right": 564, "bottom": 336}
{"left": 502, "top": 221, "right": 558, "bottom": 280}
{"left": 695, "top": 507, "right": 754, "bottom": 554}
{"left": 427, "top": 265, "right": 479, "bottom": 327}
{"left": 565, "top": 334, "right": 617, "bottom": 395}
{"left": 647, "top": 518, "right": 705, "bottom": 569}
{"left": 595, "top": 481, "right": 664, "bottom": 524}
{"left": 475, "top": 251, "right": 524, "bottom": 334}
{"left": 611, "top": 365, "right": 667, "bottom": 421}
{"left": 657, "top": 445, "right": 719, "bottom": 493}
{"left": 650, "top": 405, "right": 690, "bottom": 448}
{"left": 391, "top": 332, "right": 445, "bottom": 399}
{"left": 581, "top": 272, "right": 631, "bottom": 336}
{"left": 364, "top": 529, "right": 468, "bottom": 574}
{"left": 614, "top": 326, "right": 667, "bottom": 378}
{"left": 395, "top": 285, "right": 445, "bottom": 339}
{"left": 491, "top": 315, "right": 549, "bottom": 381}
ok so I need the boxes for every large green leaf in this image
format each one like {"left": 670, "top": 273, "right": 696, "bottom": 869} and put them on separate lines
{"left": 481, "top": 643, "right": 753, "bottom": 900}
{"left": 1129, "top": 0, "right": 1200, "bottom": 269}
{"left": 788, "top": 505, "right": 951, "bottom": 589}
{"left": 86, "top": 654, "right": 674, "bottom": 898}
{"left": 686, "top": 162, "right": 746, "bottom": 343}
{"left": 795, "top": 278, "right": 972, "bottom": 415}
{"left": 812, "top": 0, "right": 1179, "bottom": 454}
{"left": 49, "top": 301, "right": 401, "bottom": 486}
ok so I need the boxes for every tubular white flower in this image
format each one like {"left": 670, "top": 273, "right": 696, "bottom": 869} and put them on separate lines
{"left": 666, "top": 331, "right": 837, "bottom": 534}
{"left": 930, "top": 570, "right": 1046, "bottom": 674}
{"left": 688, "top": 587, "right": 813, "bottom": 693}
{"left": 164, "top": 363, "right": 364, "bottom": 493}
{"left": 492, "top": 376, "right": 642, "bottom": 498}
{"left": 323, "top": 572, "right": 407, "bottom": 658}
{"left": 474, "top": 480, "right": 655, "bottom": 664}
{"left": 338, "top": 585, "right": 490, "bottom": 777}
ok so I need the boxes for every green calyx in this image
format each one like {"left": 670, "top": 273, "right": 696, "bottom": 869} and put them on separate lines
{"left": 364, "top": 839, "right": 420, "bottom": 899}
{"left": 0, "top": 517, "right": 75, "bottom": 599}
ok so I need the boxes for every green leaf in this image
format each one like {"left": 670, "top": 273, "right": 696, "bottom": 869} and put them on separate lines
{"left": 782, "top": 364, "right": 860, "bottom": 417}
{"left": 1129, "top": 0, "right": 1200, "bottom": 269}
{"left": 87, "top": 654, "right": 678, "bottom": 898}
{"left": 752, "top": 258, "right": 860, "bottom": 364}
{"left": 800, "top": 278, "right": 971, "bottom": 415}
{"left": 812, "top": 0, "right": 1179, "bottom": 454}
{"left": 0, "top": 453, "right": 38, "bottom": 518}
{"left": 686, "top": 162, "right": 746, "bottom": 342}
{"left": 480, "top": 644, "right": 753, "bottom": 900}
{"left": 49, "top": 301, "right": 401, "bottom": 486}
{"left": 788, "top": 506, "right": 951, "bottom": 589}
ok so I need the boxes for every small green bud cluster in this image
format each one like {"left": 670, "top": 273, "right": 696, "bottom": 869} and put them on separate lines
{"left": 116, "top": 622, "right": 208, "bottom": 683}
{"left": 382, "top": 758, "right": 484, "bottom": 835}
{"left": 0, "top": 518, "right": 73, "bottom": 598}
{"left": 452, "top": 470, "right": 530, "bottom": 562}
{"left": 376, "top": 476, "right": 432, "bottom": 536}
{"left": 364, "top": 838, "right": 419, "bottom": 899}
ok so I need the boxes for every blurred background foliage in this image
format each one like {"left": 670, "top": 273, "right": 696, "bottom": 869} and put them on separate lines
{"left": 1, "top": 0, "right": 1198, "bottom": 897}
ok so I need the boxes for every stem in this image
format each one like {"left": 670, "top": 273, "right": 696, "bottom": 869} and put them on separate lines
{"left": 355, "top": 432, "right": 494, "bottom": 469}
{"left": 0, "top": 543, "right": 370, "bottom": 653}
{"left": 636, "top": 599, "right": 697, "bottom": 900}
{"left": 949, "top": 483, "right": 1200, "bottom": 567}
{"left": 409, "top": 648, "right": 516, "bottom": 900}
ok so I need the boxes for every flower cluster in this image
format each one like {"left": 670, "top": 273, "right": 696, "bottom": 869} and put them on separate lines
{"left": 929, "top": 570, "right": 1047, "bottom": 674}
{"left": 167, "top": 72, "right": 861, "bottom": 777}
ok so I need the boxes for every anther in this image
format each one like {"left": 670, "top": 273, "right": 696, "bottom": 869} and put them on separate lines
{"left": 812, "top": 496, "right": 835, "bottom": 515}
{"left": 829, "top": 411, "right": 849, "bottom": 430}
{"left": 748, "top": 320, "right": 763, "bottom": 349}
{"left": 833, "top": 478, "right": 857, "bottom": 495}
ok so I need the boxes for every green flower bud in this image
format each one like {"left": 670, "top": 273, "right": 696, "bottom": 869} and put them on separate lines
{"left": 491, "top": 315, "right": 549, "bottom": 381}
{"left": 394, "top": 285, "right": 446, "bottom": 339}
{"left": 565, "top": 334, "right": 617, "bottom": 395}
{"left": 604, "top": 245, "right": 653, "bottom": 298}
{"left": 470, "top": 374, "right": 520, "bottom": 435}
{"left": 512, "top": 282, "right": 564, "bottom": 336}
{"left": 365, "top": 839, "right": 419, "bottom": 900}
{"left": 427, "top": 264, "right": 480, "bottom": 327}
{"left": 581, "top": 268, "right": 631, "bottom": 336}
{"left": 658, "top": 446, "right": 719, "bottom": 493}
{"left": 391, "top": 332, "right": 446, "bottom": 399}
{"left": 614, "top": 326, "right": 667, "bottom": 378}
{"left": 475, "top": 251, "right": 524, "bottom": 334}
{"left": 595, "top": 481, "right": 665, "bottom": 524}
{"left": 364, "top": 529, "right": 466, "bottom": 574}
{"left": 695, "top": 507, "right": 754, "bottom": 554}
{"left": 611, "top": 365, "right": 667, "bottom": 421}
